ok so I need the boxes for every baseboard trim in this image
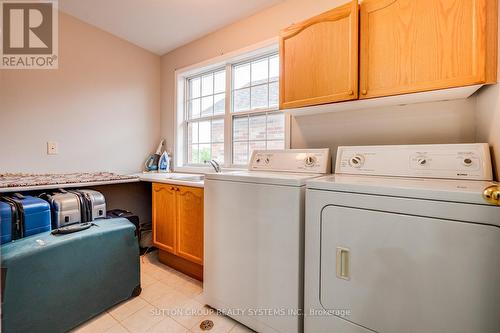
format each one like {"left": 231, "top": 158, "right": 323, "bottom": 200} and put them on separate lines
{"left": 158, "top": 250, "right": 203, "bottom": 281}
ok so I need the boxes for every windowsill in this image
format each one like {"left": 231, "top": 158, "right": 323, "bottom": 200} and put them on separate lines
{"left": 174, "top": 166, "right": 248, "bottom": 174}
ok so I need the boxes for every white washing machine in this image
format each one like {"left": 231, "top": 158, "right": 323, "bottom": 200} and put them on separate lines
{"left": 304, "top": 144, "right": 500, "bottom": 333}
{"left": 204, "top": 149, "right": 331, "bottom": 333}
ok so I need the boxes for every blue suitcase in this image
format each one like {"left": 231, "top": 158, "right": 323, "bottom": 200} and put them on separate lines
{"left": 1, "top": 218, "right": 141, "bottom": 333}
{"left": 0, "top": 193, "right": 52, "bottom": 244}
{"left": 0, "top": 201, "right": 13, "bottom": 244}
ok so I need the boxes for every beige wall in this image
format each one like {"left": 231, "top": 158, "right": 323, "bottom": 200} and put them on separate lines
{"left": 0, "top": 12, "right": 161, "bottom": 174}
{"left": 292, "top": 99, "right": 476, "bottom": 161}
{"left": 476, "top": 3, "right": 500, "bottom": 180}
{"left": 160, "top": 0, "right": 480, "bottom": 174}
{"left": 92, "top": 182, "right": 153, "bottom": 225}
{"left": 476, "top": 86, "right": 500, "bottom": 180}
{"left": 2, "top": 1, "right": 495, "bottom": 179}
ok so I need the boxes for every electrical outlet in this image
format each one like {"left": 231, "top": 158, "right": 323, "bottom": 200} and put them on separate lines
{"left": 47, "top": 142, "right": 58, "bottom": 155}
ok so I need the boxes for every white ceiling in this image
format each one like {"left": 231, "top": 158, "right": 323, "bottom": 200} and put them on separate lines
{"left": 59, "top": 0, "right": 282, "bottom": 55}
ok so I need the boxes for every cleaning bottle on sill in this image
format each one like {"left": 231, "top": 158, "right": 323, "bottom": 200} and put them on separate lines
{"left": 158, "top": 150, "right": 171, "bottom": 173}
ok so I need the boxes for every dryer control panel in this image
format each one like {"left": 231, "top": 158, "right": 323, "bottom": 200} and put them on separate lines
{"left": 335, "top": 144, "right": 493, "bottom": 181}
{"left": 249, "top": 149, "right": 331, "bottom": 173}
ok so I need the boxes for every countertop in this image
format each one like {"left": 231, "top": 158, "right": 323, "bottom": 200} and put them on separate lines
{"left": 0, "top": 178, "right": 141, "bottom": 193}
{"left": 0, "top": 172, "right": 205, "bottom": 193}
{"left": 0, "top": 172, "right": 140, "bottom": 193}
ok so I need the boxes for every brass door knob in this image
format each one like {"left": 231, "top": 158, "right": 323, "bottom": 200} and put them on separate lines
{"left": 483, "top": 185, "right": 500, "bottom": 205}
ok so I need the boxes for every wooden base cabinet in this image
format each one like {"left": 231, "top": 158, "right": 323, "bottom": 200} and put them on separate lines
{"left": 152, "top": 183, "right": 204, "bottom": 281}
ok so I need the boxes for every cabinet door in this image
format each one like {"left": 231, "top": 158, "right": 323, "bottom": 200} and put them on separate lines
{"left": 152, "top": 183, "right": 177, "bottom": 254}
{"left": 360, "top": 0, "right": 497, "bottom": 99}
{"left": 176, "top": 186, "right": 204, "bottom": 265}
{"left": 279, "top": 0, "right": 359, "bottom": 109}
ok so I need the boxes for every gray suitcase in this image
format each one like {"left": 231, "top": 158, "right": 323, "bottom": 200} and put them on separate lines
{"left": 78, "top": 189, "right": 106, "bottom": 220}
{"left": 41, "top": 190, "right": 82, "bottom": 228}
{"left": 41, "top": 189, "right": 106, "bottom": 228}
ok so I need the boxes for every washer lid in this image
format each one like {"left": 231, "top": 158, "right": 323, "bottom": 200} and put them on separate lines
{"left": 205, "top": 170, "right": 324, "bottom": 187}
{"left": 307, "top": 174, "right": 499, "bottom": 205}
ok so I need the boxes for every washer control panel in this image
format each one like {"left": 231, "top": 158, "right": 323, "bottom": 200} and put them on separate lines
{"left": 335, "top": 144, "right": 493, "bottom": 181}
{"left": 249, "top": 149, "right": 331, "bottom": 173}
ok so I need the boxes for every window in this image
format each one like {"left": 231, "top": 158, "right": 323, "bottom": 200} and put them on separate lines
{"left": 232, "top": 54, "right": 279, "bottom": 112}
{"left": 186, "top": 70, "right": 226, "bottom": 164}
{"left": 177, "top": 47, "right": 287, "bottom": 169}
{"left": 231, "top": 54, "right": 284, "bottom": 165}
{"left": 232, "top": 112, "right": 285, "bottom": 165}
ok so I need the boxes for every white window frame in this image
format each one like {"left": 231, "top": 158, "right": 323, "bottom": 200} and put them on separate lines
{"left": 184, "top": 67, "right": 226, "bottom": 167}
{"left": 174, "top": 38, "right": 290, "bottom": 172}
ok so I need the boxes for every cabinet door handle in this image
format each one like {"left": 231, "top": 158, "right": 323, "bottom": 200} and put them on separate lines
{"left": 170, "top": 186, "right": 175, "bottom": 191}
{"left": 176, "top": 187, "right": 180, "bottom": 191}
{"left": 336, "top": 247, "right": 350, "bottom": 280}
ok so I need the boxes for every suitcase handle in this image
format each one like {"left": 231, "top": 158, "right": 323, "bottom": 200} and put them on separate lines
{"left": 111, "top": 209, "right": 131, "bottom": 217}
{"left": 51, "top": 222, "right": 96, "bottom": 235}
{"left": 38, "top": 192, "right": 51, "bottom": 200}
{"left": 11, "top": 193, "right": 25, "bottom": 200}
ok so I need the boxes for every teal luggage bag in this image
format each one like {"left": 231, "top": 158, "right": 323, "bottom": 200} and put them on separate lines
{"left": 1, "top": 218, "right": 141, "bottom": 333}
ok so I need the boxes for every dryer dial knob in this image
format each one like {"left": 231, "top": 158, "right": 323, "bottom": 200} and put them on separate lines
{"left": 417, "top": 158, "right": 427, "bottom": 166}
{"left": 305, "top": 156, "right": 317, "bottom": 167}
{"left": 463, "top": 158, "right": 473, "bottom": 166}
{"left": 349, "top": 155, "right": 365, "bottom": 168}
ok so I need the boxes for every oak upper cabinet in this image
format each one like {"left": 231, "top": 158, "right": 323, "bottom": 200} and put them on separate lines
{"left": 152, "top": 183, "right": 204, "bottom": 266}
{"left": 359, "top": 0, "right": 498, "bottom": 99}
{"left": 279, "top": 0, "right": 359, "bottom": 109}
{"left": 176, "top": 186, "right": 204, "bottom": 265}
{"left": 152, "top": 183, "right": 177, "bottom": 254}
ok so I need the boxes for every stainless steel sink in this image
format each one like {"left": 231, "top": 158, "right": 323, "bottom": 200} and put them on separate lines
{"left": 168, "top": 174, "right": 204, "bottom": 181}
{"left": 142, "top": 173, "right": 204, "bottom": 182}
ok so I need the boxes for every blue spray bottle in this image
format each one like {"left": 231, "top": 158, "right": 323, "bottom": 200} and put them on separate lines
{"left": 158, "top": 150, "right": 171, "bottom": 173}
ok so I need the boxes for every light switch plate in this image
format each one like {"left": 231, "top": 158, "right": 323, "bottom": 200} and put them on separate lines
{"left": 47, "top": 141, "right": 58, "bottom": 155}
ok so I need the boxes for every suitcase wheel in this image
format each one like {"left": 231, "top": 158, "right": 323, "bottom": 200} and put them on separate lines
{"left": 131, "top": 285, "right": 142, "bottom": 297}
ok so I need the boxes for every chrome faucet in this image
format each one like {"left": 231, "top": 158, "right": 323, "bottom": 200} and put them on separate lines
{"left": 206, "top": 159, "right": 222, "bottom": 173}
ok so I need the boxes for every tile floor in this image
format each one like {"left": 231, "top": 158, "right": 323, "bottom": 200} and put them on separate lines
{"left": 71, "top": 251, "right": 254, "bottom": 333}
